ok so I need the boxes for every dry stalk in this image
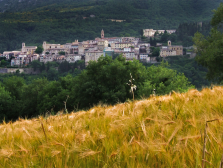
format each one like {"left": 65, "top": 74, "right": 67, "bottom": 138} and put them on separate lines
{"left": 167, "top": 126, "right": 180, "bottom": 146}
{"left": 202, "top": 123, "right": 207, "bottom": 168}
{"left": 220, "top": 154, "right": 223, "bottom": 168}
{"left": 41, "top": 122, "right": 47, "bottom": 142}
{"left": 179, "top": 135, "right": 201, "bottom": 141}
{"left": 202, "top": 159, "right": 212, "bottom": 165}
{"left": 129, "top": 136, "right": 135, "bottom": 145}
{"left": 202, "top": 119, "right": 219, "bottom": 168}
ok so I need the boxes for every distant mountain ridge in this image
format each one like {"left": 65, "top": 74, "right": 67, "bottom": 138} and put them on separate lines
{"left": 1, "top": 0, "right": 222, "bottom": 16}
{"left": 0, "top": 0, "right": 96, "bottom": 12}
{"left": 0, "top": 0, "right": 222, "bottom": 53}
{"left": 0, "top": 0, "right": 222, "bottom": 25}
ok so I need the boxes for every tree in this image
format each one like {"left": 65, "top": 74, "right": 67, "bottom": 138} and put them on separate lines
{"left": 70, "top": 55, "right": 192, "bottom": 109}
{"left": 160, "top": 31, "right": 169, "bottom": 43}
{"left": 1, "top": 76, "right": 25, "bottom": 120}
{"left": 150, "top": 47, "right": 160, "bottom": 56}
{"left": 58, "top": 61, "right": 70, "bottom": 73}
{"left": 31, "top": 60, "right": 41, "bottom": 71}
{"left": 138, "top": 61, "right": 193, "bottom": 97}
{"left": 2, "top": 76, "right": 25, "bottom": 100}
{"left": 47, "top": 67, "right": 59, "bottom": 81}
{"left": 59, "top": 51, "right": 66, "bottom": 55}
{"left": 35, "top": 46, "right": 44, "bottom": 54}
{"left": 0, "top": 85, "right": 14, "bottom": 121}
{"left": 0, "top": 59, "right": 8, "bottom": 67}
{"left": 21, "top": 78, "right": 49, "bottom": 117}
{"left": 193, "top": 3, "right": 223, "bottom": 82}
{"left": 71, "top": 55, "right": 146, "bottom": 108}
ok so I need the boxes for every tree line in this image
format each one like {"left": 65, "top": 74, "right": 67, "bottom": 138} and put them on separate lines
{"left": 0, "top": 55, "right": 193, "bottom": 122}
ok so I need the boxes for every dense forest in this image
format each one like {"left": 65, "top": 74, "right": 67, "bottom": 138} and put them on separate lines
{"left": 0, "top": 0, "right": 222, "bottom": 53}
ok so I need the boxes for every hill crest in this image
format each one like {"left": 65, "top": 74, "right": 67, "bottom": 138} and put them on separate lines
{"left": 0, "top": 86, "right": 223, "bottom": 167}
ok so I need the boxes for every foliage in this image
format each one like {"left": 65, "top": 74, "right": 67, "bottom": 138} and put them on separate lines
{"left": 150, "top": 46, "right": 160, "bottom": 56}
{"left": 143, "top": 56, "right": 211, "bottom": 89}
{"left": 0, "top": 86, "right": 223, "bottom": 167}
{"left": 31, "top": 60, "right": 41, "bottom": 71}
{"left": 35, "top": 46, "right": 44, "bottom": 54}
{"left": 138, "top": 61, "right": 193, "bottom": 97}
{"left": 0, "top": 85, "right": 14, "bottom": 120}
{"left": 58, "top": 51, "right": 66, "bottom": 55}
{"left": 67, "top": 56, "right": 192, "bottom": 109}
{"left": 0, "top": 55, "right": 193, "bottom": 121}
{"left": 177, "top": 21, "right": 211, "bottom": 46}
{"left": 193, "top": 3, "right": 223, "bottom": 82}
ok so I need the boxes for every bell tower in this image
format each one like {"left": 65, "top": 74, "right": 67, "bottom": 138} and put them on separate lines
{"left": 22, "top": 43, "right": 25, "bottom": 52}
{"left": 101, "top": 29, "right": 104, "bottom": 39}
{"left": 168, "top": 40, "right": 171, "bottom": 46}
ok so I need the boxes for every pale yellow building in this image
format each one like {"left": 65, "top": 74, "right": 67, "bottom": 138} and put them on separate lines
{"left": 123, "top": 52, "right": 137, "bottom": 60}
{"left": 115, "top": 42, "right": 134, "bottom": 49}
{"left": 42, "top": 41, "right": 66, "bottom": 55}
{"left": 22, "top": 43, "right": 37, "bottom": 54}
{"left": 143, "top": 29, "right": 176, "bottom": 37}
{"left": 160, "top": 48, "right": 177, "bottom": 57}
{"left": 85, "top": 50, "right": 104, "bottom": 65}
{"left": 114, "top": 50, "right": 137, "bottom": 60}
{"left": 40, "top": 55, "right": 56, "bottom": 64}
{"left": 66, "top": 55, "right": 81, "bottom": 63}
{"left": 97, "top": 40, "right": 108, "bottom": 51}
{"left": 3, "top": 51, "right": 21, "bottom": 59}
{"left": 167, "top": 41, "right": 183, "bottom": 56}
{"left": 160, "top": 41, "right": 183, "bottom": 57}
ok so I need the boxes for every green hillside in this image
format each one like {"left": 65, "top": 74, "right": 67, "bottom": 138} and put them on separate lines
{"left": 0, "top": 0, "right": 222, "bottom": 53}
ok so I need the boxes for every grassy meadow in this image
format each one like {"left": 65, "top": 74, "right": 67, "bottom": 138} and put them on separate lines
{"left": 0, "top": 86, "right": 223, "bottom": 167}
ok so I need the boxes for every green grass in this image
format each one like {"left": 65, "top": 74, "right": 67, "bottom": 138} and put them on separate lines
{"left": 0, "top": 86, "right": 223, "bottom": 167}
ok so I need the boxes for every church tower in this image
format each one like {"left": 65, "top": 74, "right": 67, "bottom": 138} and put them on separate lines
{"left": 22, "top": 43, "right": 25, "bottom": 52}
{"left": 168, "top": 40, "right": 171, "bottom": 46}
{"left": 101, "top": 29, "right": 104, "bottom": 39}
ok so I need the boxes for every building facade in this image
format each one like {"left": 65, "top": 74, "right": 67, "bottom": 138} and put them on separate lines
{"left": 160, "top": 41, "right": 183, "bottom": 57}
{"left": 85, "top": 50, "right": 104, "bottom": 65}
{"left": 143, "top": 29, "right": 176, "bottom": 37}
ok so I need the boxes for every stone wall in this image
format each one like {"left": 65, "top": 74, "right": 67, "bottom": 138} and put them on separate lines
{"left": 0, "top": 68, "right": 40, "bottom": 74}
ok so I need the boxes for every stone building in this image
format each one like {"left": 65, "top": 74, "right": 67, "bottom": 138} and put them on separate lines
{"left": 160, "top": 41, "right": 183, "bottom": 57}
{"left": 143, "top": 29, "right": 176, "bottom": 37}
{"left": 66, "top": 55, "right": 81, "bottom": 63}
{"left": 40, "top": 55, "right": 56, "bottom": 63}
{"left": 85, "top": 50, "right": 104, "bottom": 65}
{"left": 21, "top": 43, "right": 37, "bottom": 54}
{"left": 42, "top": 41, "right": 66, "bottom": 55}
{"left": 166, "top": 41, "right": 183, "bottom": 56}
{"left": 3, "top": 51, "right": 21, "bottom": 60}
{"left": 114, "top": 42, "right": 134, "bottom": 49}
{"left": 160, "top": 48, "right": 177, "bottom": 57}
{"left": 97, "top": 39, "right": 108, "bottom": 51}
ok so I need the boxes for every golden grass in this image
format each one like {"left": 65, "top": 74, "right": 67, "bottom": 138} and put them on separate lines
{"left": 0, "top": 86, "right": 223, "bottom": 167}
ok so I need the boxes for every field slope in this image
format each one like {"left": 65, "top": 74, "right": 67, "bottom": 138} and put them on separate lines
{"left": 0, "top": 86, "right": 223, "bottom": 167}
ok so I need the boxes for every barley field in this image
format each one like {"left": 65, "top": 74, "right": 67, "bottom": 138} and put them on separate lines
{"left": 0, "top": 86, "right": 223, "bottom": 167}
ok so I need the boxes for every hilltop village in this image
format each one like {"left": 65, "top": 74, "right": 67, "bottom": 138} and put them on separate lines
{"left": 0, "top": 29, "right": 184, "bottom": 67}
